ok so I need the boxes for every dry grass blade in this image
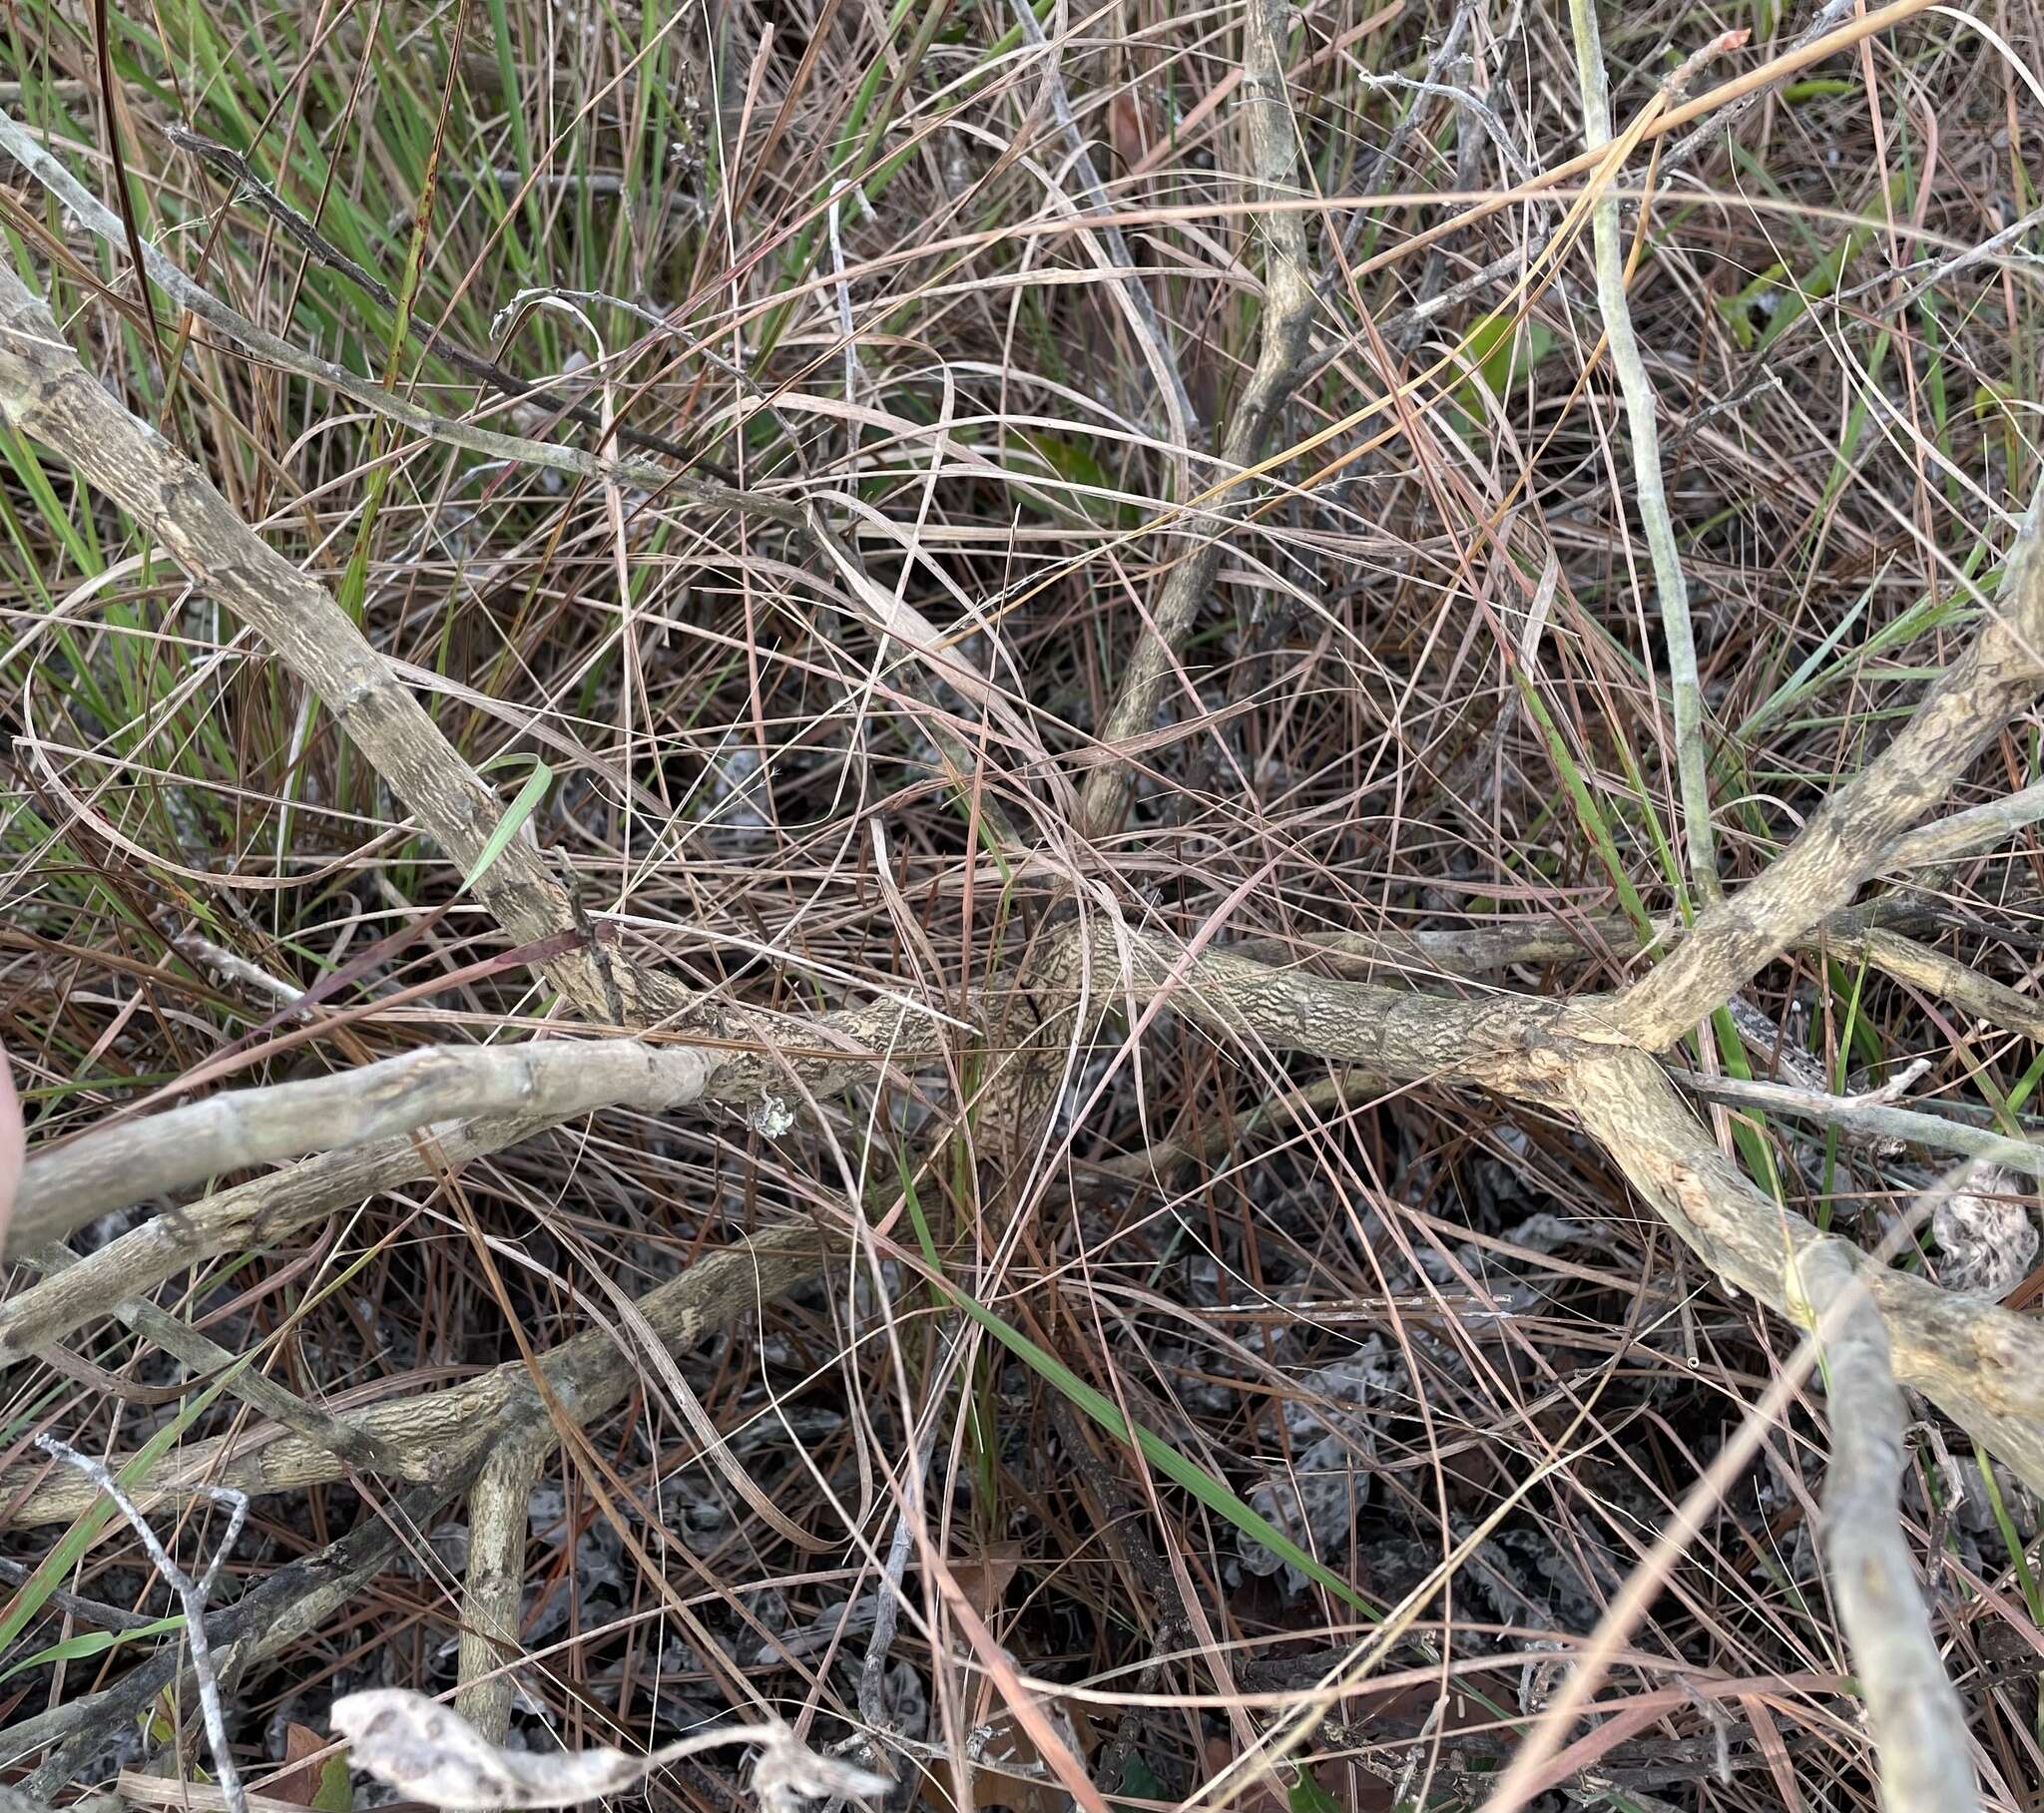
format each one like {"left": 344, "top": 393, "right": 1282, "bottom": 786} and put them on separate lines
{"left": 1074, "top": 0, "right": 1318, "bottom": 840}
{"left": 329, "top": 1689, "right": 887, "bottom": 1811}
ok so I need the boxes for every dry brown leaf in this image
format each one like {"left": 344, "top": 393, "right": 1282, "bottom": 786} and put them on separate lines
{"left": 948, "top": 1544, "right": 1022, "bottom": 1622}
{"left": 270, "top": 1721, "right": 327, "bottom": 1806}
{"left": 329, "top": 1690, "right": 887, "bottom": 1813}
{"left": 266, "top": 1720, "right": 349, "bottom": 1812}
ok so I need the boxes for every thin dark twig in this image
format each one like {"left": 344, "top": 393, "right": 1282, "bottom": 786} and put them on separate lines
{"left": 0, "top": 1555, "right": 160, "bottom": 1633}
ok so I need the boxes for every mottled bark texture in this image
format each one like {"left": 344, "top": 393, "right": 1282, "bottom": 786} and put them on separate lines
{"left": 1567, "top": 1049, "right": 2044, "bottom": 1490}
{"left": 1074, "top": 0, "right": 1318, "bottom": 841}
{"left": 1037, "top": 931, "right": 2044, "bottom": 1494}
{"left": 454, "top": 1435, "right": 553, "bottom": 1743}
{"left": 0, "top": 262, "right": 635, "bottom": 1025}
{"left": 1795, "top": 1244, "right": 1980, "bottom": 1813}
{"left": 10, "top": 1042, "right": 715, "bottom": 1256}
{"left": 1601, "top": 475, "right": 2044, "bottom": 1050}
{"left": 5, "top": 41, "right": 2044, "bottom": 1794}
{"left": 0, "top": 1223, "right": 831, "bottom": 1526}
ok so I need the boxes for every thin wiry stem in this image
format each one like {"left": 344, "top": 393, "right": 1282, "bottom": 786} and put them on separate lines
{"left": 26, "top": 1241, "right": 409, "bottom": 1472}
{"left": 1675, "top": 1068, "right": 2044, "bottom": 1178}
{"left": 1007, "top": 0, "right": 1198, "bottom": 464}
{"left": 1074, "top": 0, "right": 1317, "bottom": 839}
{"left": 1566, "top": 0, "right": 1719, "bottom": 903}
{"left": 33, "top": 1438, "right": 250, "bottom": 1813}
{"left": 0, "top": 113, "right": 791, "bottom": 522}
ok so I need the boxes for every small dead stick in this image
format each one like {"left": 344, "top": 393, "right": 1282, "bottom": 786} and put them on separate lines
{"left": 34, "top": 1437, "right": 251, "bottom": 1813}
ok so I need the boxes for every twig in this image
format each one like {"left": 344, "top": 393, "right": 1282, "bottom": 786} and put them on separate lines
{"left": 0, "top": 969, "right": 929, "bottom": 1369}
{"left": 1598, "top": 470, "right": 2044, "bottom": 1050}
{"left": 1660, "top": 0, "right": 1857, "bottom": 176}
{"left": 0, "top": 1554, "right": 160, "bottom": 1633}
{"left": 1354, "top": 69, "right": 1531, "bottom": 185}
{"left": 1836, "top": 202, "right": 2044, "bottom": 313}
{"left": 33, "top": 1437, "right": 250, "bottom": 1813}
{"left": 0, "top": 249, "right": 650, "bottom": 1026}
{"left": 1034, "top": 925, "right": 2044, "bottom": 1491}
{"left": 1824, "top": 927, "right": 2044, "bottom": 1041}
{"left": 454, "top": 1434, "right": 551, "bottom": 1743}
{"left": 853, "top": 1426, "right": 937, "bottom": 1770}
{"left": 1673, "top": 1069, "right": 2044, "bottom": 1176}
{"left": 1567, "top": 1, "right": 1719, "bottom": 901}
{"left": 1074, "top": 0, "right": 1317, "bottom": 839}
{"left": 0, "top": 1112, "right": 583, "bottom": 1366}
{"left": 1007, "top": 0, "right": 1199, "bottom": 461}
{"left": 1338, "top": 5, "right": 1475, "bottom": 258}
{"left": 1793, "top": 1245, "right": 1982, "bottom": 1813}
{"left": 1884, "top": 779, "right": 2044, "bottom": 871}
{"left": 0, "top": 239, "right": 946, "bottom": 1107}
{"left": 1, "top": 1222, "right": 834, "bottom": 1525}
{"left": 1567, "top": 1044, "right": 2044, "bottom": 1490}
{"left": 12, "top": 1039, "right": 715, "bottom": 1254}
{"left": 27, "top": 1240, "right": 409, "bottom": 1473}
{"left": 22, "top": 1461, "right": 489, "bottom": 1794}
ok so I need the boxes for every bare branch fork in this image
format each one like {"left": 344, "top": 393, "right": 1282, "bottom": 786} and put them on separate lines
{"left": 32, "top": 1440, "right": 251, "bottom": 1813}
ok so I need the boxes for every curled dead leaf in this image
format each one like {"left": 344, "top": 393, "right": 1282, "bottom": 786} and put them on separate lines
{"left": 1933, "top": 1165, "right": 2040, "bottom": 1300}
{"left": 329, "top": 1690, "right": 888, "bottom": 1813}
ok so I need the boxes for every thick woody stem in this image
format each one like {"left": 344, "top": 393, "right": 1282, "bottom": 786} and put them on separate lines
{"left": 1565, "top": 1047, "right": 2044, "bottom": 1491}
{"left": 10, "top": 1041, "right": 714, "bottom": 1256}
{"left": 454, "top": 1435, "right": 551, "bottom": 1743}
{"left": 1795, "top": 1244, "right": 1982, "bottom": 1813}
{"left": 1074, "top": 0, "right": 1317, "bottom": 840}
{"left": 1597, "top": 475, "right": 2044, "bottom": 1051}
{"left": 0, "top": 258, "right": 643, "bottom": 1026}
{"left": 0, "top": 1222, "right": 831, "bottom": 1527}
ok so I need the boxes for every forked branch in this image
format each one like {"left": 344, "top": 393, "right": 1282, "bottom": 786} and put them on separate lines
{"left": 1596, "top": 475, "right": 2044, "bottom": 1050}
